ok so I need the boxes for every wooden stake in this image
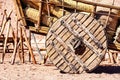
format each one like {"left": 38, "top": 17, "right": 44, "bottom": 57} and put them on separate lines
{"left": 28, "top": 30, "right": 31, "bottom": 62}
{"left": 108, "top": 50, "right": 114, "bottom": 64}
{"left": 22, "top": 26, "right": 36, "bottom": 64}
{"left": 36, "top": 0, "right": 42, "bottom": 29}
{"left": 0, "top": 10, "right": 12, "bottom": 35}
{"left": 20, "top": 27, "right": 24, "bottom": 63}
{"left": 11, "top": 18, "right": 18, "bottom": 64}
{"left": 0, "top": 10, "right": 12, "bottom": 63}
{"left": 0, "top": 10, "right": 6, "bottom": 28}
{"left": 17, "top": 45, "right": 22, "bottom": 63}
{"left": 1, "top": 18, "right": 11, "bottom": 63}
{"left": 13, "top": 0, "right": 26, "bottom": 26}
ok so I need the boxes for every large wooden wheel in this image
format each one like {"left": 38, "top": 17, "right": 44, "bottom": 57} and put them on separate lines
{"left": 46, "top": 13, "right": 107, "bottom": 73}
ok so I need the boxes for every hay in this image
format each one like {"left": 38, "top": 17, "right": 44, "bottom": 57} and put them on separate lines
{"left": 22, "top": 0, "right": 70, "bottom": 18}
{"left": 42, "top": 4, "right": 70, "bottom": 18}
{"left": 49, "top": 0, "right": 94, "bottom": 12}
{"left": 24, "top": 7, "right": 58, "bottom": 26}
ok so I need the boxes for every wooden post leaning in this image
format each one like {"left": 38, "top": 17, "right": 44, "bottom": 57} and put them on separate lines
{"left": 0, "top": 10, "right": 13, "bottom": 63}
{"left": 11, "top": 0, "right": 36, "bottom": 64}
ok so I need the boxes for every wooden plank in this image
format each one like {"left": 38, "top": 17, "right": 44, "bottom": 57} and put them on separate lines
{"left": 85, "top": 53, "right": 98, "bottom": 67}
{"left": 52, "top": 55, "right": 62, "bottom": 65}
{"left": 58, "top": 62, "right": 69, "bottom": 72}
{"left": 87, "top": 57, "right": 100, "bottom": 72}
{"left": 62, "top": 13, "right": 88, "bottom": 42}
{"left": 64, "top": 66, "right": 71, "bottom": 73}
{"left": 56, "top": 59, "right": 65, "bottom": 67}
{"left": 47, "top": 13, "right": 107, "bottom": 73}
{"left": 47, "top": 14, "right": 79, "bottom": 57}
{"left": 29, "top": 26, "right": 49, "bottom": 34}
{"left": 46, "top": 14, "right": 71, "bottom": 41}
{"left": 79, "top": 22, "right": 102, "bottom": 59}
{"left": 71, "top": 16, "right": 98, "bottom": 60}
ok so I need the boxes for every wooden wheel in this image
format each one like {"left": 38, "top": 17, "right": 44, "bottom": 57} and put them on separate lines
{"left": 46, "top": 13, "right": 107, "bottom": 73}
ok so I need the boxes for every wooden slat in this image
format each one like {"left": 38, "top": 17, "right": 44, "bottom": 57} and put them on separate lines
{"left": 46, "top": 13, "right": 107, "bottom": 73}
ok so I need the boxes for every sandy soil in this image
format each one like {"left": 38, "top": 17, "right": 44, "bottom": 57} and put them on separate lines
{"left": 0, "top": 52, "right": 120, "bottom": 80}
{"left": 0, "top": 62, "right": 119, "bottom": 80}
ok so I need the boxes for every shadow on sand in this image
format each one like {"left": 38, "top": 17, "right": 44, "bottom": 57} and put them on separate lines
{"left": 91, "top": 65, "right": 120, "bottom": 74}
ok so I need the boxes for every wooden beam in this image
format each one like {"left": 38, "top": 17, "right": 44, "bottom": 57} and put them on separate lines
{"left": 74, "top": 0, "right": 120, "bottom": 10}
{"left": 29, "top": 26, "right": 49, "bottom": 35}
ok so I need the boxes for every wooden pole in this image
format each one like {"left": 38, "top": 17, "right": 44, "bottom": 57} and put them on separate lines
{"left": 0, "top": 10, "right": 12, "bottom": 63}
{"left": 0, "top": 10, "right": 12, "bottom": 35}
{"left": 11, "top": 18, "right": 18, "bottom": 64}
{"left": 17, "top": 45, "right": 22, "bottom": 63}
{"left": 22, "top": 26, "right": 36, "bottom": 64}
{"left": 0, "top": 10, "right": 6, "bottom": 28}
{"left": 13, "top": 0, "right": 26, "bottom": 26}
{"left": 36, "top": 0, "right": 42, "bottom": 29}
{"left": 20, "top": 27, "right": 24, "bottom": 63}
{"left": 28, "top": 30, "right": 31, "bottom": 62}
{"left": 11, "top": 0, "right": 37, "bottom": 64}
{"left": 1, "top": 19, "right": 11, "bottom": 63}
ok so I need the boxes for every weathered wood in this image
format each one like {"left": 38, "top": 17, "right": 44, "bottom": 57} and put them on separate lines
{"left": 49, "top": 0, "right": 94, "bottom": 12}
{"left": 1, "top": 17, "right": 11, "bottom": 63}
{"left": 17, "top": 46, "right": 22, "bottom": 63}
{"left": 20, "top": 27, "right": 24, "bottom": 63}
{"left": 22, "top": 0, "right": 39, "bottom": 9}
{"left": 22, "top": 0, "right": 70, "bottom": 18}
{"left": 0, "top": 10, "right": 6, "bottom": 28}
{"left": 13, "top": 0, "right": 26, "bottom": 26}
{"left": 10, "top": 0, "right": 36, "bottom": 64}
{"left": 0, "top": 10, "right": 12, "bottom": 35}
{"left": 10, "top": 0, "right": 25, "bottom": 64}
{"left": 11, "top": 17, "right": 19, "bottom": 64}
{"left": 29, "top": 26, "right": 49, "bottom": 34}
{"left": 108, "top": 41, "right": 120, "bottom": 51}
{"left": 36, "top": 0, "right": 42, "bottom": 28}
{"left": 24, "top": 7, "right": 58, "bottom": 26}
{"left": 74, "top": 0, "right": 120, "bottom": 10}
{"left": 46, "top": 13, "right": 107, "bottom": 73}
{"left": 22, "top": 26, "right": 37, "bottom": 64}
{"left": 43, "top": 4, "right": 70, "bottom": 18}
{"left": 28, "top": 30, "right": 31, "bottom": 62}
{"left": 0, "top": 10, "right": 13, "bottom": 63}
